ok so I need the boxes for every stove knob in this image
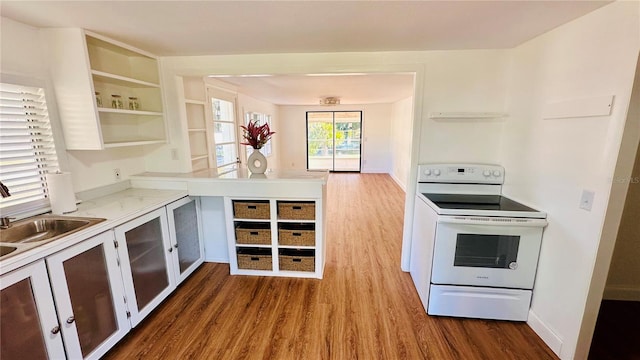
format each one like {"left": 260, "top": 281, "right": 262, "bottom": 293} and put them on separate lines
{"left": 493, "top": 170, "right": 501, "bottom": 177}
{"left": 424, "top": 169, "right": 432, "bottom": 176}
{"left": 483, "top": 170, "right": 491, "bottom": 177}
{"left": 434, "top": 169, "right": 441, "bottom": 176}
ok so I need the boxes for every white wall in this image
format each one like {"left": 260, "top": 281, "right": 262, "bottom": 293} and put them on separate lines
{"left": 390, "top": 96, "right": 414, "bottom": 190}
{"left": 500, "top": 2, "right": 640, "bottom": 358}
{"left": 418, "top": 51, "right": 510, "bottom": 164}
{"left": 277, "top": 103, "right": 392, "bottom": 172}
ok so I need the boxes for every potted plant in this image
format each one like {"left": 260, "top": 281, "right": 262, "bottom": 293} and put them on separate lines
{"left": 240, "top": 120, "right": 275, "bottom": 174}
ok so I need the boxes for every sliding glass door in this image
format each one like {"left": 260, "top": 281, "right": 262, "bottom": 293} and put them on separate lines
{"left": 306, "top": 111, "right": 362, "bottom": 172}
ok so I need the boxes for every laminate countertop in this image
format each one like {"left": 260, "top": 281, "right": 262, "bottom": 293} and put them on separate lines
{"left": 130, "top": 168, "right": 329, "bottom": 198}
{"left": 0, "top": 188, "right": 187, "bottom": 275}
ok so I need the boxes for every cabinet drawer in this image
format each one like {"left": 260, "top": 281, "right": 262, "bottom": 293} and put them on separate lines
{"left": 237, "top": 248, "right": 272, "bottom": 270}
{"left": 233, "top": 201, "right": 270, "bottom": 219}
{"left": 278, "top": 223, "right": 315, "bottom": 246}
{"left": 235, "top": 222, "right": 271, "bottom": 245}
{"left": 279, "top": 249, "right": 315, "bottom": 272}
{"left": 277, "top": 202, "right": 315, "bottom": 220}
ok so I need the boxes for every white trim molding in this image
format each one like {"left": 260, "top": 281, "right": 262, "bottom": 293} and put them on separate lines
{"left": 527, "top": 309, "right": 563, "bottom": 357}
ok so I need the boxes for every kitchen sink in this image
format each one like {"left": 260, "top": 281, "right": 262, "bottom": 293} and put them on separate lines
{"left": 0, "top": 245, "right": 16, "bottom": 257}
{"left": 0, "top": 215, "right": 106, "bottom": 257}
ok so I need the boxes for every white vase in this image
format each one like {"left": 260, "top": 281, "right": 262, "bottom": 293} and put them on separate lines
{"left": 248, "top": 148, "right": 267, "bottom": 174}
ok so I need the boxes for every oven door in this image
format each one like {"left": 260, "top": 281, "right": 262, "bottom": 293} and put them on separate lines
{"left": 430, "top": 217, "right": 545, "bottom": 289}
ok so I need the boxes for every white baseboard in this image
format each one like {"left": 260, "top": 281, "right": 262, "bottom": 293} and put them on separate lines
{"left": 527, "top": 309, "right": 563, "bottom": 357}
{"left": 603, "top": 285, "right": 640, "bottom": 301}
{"left": 205, "top": 257, "right": 229, "bottom": 263}
{"left": 389, "top": 172, "right": 406, "bottom": 192}
{"left": 361, "top": 168, "right": 389, "bottom": 174}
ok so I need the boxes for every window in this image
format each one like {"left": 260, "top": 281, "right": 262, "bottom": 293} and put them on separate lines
{"left": 210, "top": 96, "right": 238, "bottom": 174}
{"left": 0, "top": 82, "right": 59, "bottom": 213}
{"left": 244, "top": 112, "right": 272, "bottom": 158}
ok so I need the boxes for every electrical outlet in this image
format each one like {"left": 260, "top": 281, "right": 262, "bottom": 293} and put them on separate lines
{"left": 580, "top": 190, "right": 595, "bottom": 211}
{"left": 171, "top": 148, "right": 179, "bottom": 161}
{"left": 114, "top": 168, "right": 121, "bottom": 181}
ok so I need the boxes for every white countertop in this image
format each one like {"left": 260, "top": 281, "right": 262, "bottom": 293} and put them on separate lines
{"left": 130, "top": 168, "right": 329, "bottom": 198}
{"left": 0, "top": 188, "right": 187, "bottom": 275}
{"left": 132, "top": 168, "right": 329, "bottom": 182}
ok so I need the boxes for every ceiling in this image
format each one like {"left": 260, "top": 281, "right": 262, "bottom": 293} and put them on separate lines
{"left": 1, "top": 1, "right": 611, "bottom": 105}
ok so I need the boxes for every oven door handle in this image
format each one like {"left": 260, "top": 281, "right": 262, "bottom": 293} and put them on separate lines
{"left": 438, "top": 216, "right": 548, "bottom": 227}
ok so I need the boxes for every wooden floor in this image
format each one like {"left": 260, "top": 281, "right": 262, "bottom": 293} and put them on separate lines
{"left": 588, "top": 300, "right": 640, "bottom": 359}
{"left": 105, "top": 173, "right": 558, "bottom": 360}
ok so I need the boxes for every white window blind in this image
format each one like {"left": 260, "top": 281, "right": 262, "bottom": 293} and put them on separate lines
{"left": 0, "top": 82, "right": 59, "bottom": 214}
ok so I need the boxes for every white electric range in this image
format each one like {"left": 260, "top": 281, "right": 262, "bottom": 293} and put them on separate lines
{"left": 414, "top": 163, "right": 547, "bottom": 321}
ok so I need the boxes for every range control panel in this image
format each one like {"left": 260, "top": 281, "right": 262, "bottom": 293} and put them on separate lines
{"left": 418, "top": 163, "right": 504, "bottom": 184}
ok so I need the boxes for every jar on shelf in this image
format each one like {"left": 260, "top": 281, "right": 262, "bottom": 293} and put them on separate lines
{"left": 111, "top": 94, "right": 123, "bottom": 109}
{"left": 128, "top": 97, "right": 140, "bottom": 111}
{"left": 95, "top": 92, "right": 103, "bottom": 107}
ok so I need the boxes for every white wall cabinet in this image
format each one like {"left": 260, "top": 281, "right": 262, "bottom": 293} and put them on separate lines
{"left": 46, "top": 231, "right": 130, "bottom": 360}
{"left": 0, "top": 260, "right": 66, "bottom": 360}
{"left": 42, "top": 28, "right": 166, "bottom": 150}
{"left": 166, "top": 197, "right": 205, "bottom": 284}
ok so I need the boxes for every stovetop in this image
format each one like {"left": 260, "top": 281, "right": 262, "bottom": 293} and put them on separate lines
{"left": 420, "top": 193, "right": 546, "bottom": 219}
{"left": 423, "top": 194, "right": 538, "bottom": 212}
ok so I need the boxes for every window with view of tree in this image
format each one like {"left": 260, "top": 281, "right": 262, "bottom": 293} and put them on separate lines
{"left": 0, "top": 82, "right": 59, "bottom": 214}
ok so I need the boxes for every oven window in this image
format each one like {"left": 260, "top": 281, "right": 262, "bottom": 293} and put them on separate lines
{"left": 454, "top": 234, "right": 520, "bottom": 268}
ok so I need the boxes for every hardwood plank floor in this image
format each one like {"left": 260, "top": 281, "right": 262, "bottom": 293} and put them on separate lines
{"left": 588, "top": 300, "right": 640, "bottom": 359}
{"left": 104, "top": 173, "right": 558, "bottom": 360}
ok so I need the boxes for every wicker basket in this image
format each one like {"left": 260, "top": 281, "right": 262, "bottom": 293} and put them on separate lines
{"left": 235, "top": 223, "right": 271, "bottom": 245}
{"left": 278, "top": 202, "right": 315, "bottom": 220}
{"left": 237, "top": 248, "right": 272, "bottom": 270}
{"left": 233, "top": 201, "right": 270, "bottom": 219}
{"left": 279, "top": 249, "right": 315, "bottom": 272}
{"left": 278, "top": 224, "right": 315, "bottom": 246}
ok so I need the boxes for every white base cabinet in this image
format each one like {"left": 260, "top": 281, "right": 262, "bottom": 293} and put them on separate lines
{"left": 114, "top": 196, "right": 204, "bottom": 327}
{"left": 0, "top": 260, "right": 66, "bottom": 360}
{"left": 46, "top": 231, "right": 129, "bottom": 360}
{"left": 0, "top": 196, "right": 204, "bottom": 359}
{"left": 166, "top": 197, "right": 205, "bottom": 284}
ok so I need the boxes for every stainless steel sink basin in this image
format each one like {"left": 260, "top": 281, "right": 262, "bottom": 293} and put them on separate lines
{"left": 0, "top": 245, "right": 16, "bottom": 257}
{"left": 0, "top": 215, "right": 106, "bottom": 245}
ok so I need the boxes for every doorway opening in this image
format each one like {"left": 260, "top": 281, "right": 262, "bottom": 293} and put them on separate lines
{"left": 306, "top": 111, "right": 362, "bottom": 172}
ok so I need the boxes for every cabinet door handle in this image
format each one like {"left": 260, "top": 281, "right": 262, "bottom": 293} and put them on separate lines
{"left": 168, "top": 248, "right": 173, "bottom": 253}
{"left": 51, "top": 325, "right": 61, "bottom": 334}
{"left": 66, "top": 316, "right": 75, "bottom": 324}
{"left": 174, "top": 244, "right": 178, "bottom": 249}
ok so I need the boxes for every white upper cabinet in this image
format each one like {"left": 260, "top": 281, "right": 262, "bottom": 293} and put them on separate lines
{"left": 42, "top": 28, "right": 167, "bottom": 150}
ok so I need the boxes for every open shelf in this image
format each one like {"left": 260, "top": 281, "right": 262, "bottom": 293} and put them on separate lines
{"left": 92, "top": 70, "right": 160, "bottom": 88}
{"left": 98, "top": 108, "right": 163, "bottom": 116}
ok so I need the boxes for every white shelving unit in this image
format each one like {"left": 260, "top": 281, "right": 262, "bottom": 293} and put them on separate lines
{"left": 177, "top": 77, "right": 212, "bottom": 171}
{"left": 224, "top": 197, "right": 325, "bottom": 279}
{"left": 42, "top": 28, "right": 167, "bottom": 150}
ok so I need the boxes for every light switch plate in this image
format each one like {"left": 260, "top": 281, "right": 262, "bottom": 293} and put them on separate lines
{"left": 580, "top": 190, "right": 595, "bottom": 211}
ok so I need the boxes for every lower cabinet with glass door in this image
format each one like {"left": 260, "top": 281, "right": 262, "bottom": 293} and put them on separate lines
{"left": 114, "top": 197, "right": 204, "bottom": 327}
{"left": 0, "top": 196, "right": 204, "bottom": 359}
{"left": 0, "top": 260, "right": 67, "bottom": 360}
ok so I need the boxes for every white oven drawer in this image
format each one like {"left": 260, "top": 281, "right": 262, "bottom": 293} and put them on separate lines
{"left": 428, "top": 285, "right": 532, "bottom": 321}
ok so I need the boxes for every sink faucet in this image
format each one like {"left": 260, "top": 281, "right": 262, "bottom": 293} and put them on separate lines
{"left": 0, "top": 181, "right": 9, "bottom": 198}
{"left": 0, "top": 181, "right": 13, "bottom": 229}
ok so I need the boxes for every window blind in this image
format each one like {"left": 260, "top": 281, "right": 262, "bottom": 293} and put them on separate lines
{"left": 0, "top": 82, "right": 59, "bottom": 214}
